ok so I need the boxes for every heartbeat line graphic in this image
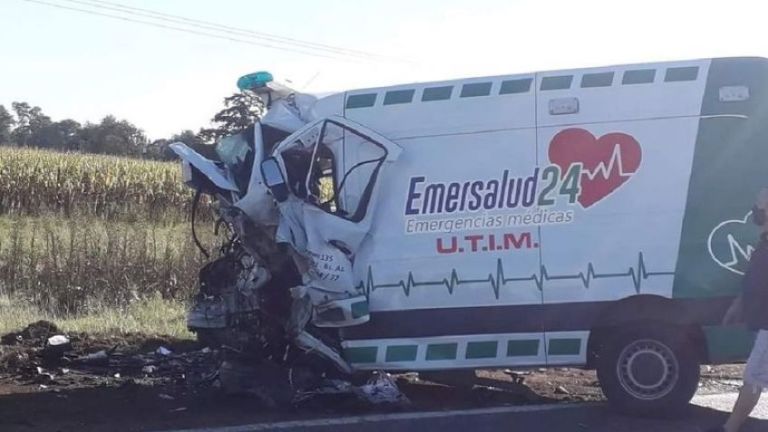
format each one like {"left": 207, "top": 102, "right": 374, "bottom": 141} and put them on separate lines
{"left": 358, "top": 252, "right": 675, "bottom": 299}
{"left": 582, "top": 145, "right": 637, "bottom": 181}
{"left": 723, "top": 235, "right": 754, "bottom": 267}
{"left": 707, "top": 212, "right": 758, "bottom": 276}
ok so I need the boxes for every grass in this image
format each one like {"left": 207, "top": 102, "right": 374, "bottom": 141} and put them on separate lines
{"left": 0, "top": 214, "right": 215, "bottom": 315}
{"left": 0, "top": 294, "right": 193, "bottom": 339}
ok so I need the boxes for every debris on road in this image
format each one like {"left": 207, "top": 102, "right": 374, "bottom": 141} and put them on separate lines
{"left": 0, "top": 321, "right": 217, "bottom": 394}
{"left": 358, "top": 372, "right": 411, "bottom": 406}
{"left": 156, "top": 346, "right": 172, "bottom": 356}
{"left": 45, "top": 334, "right": 72, "bottom": 358}
{"left": 0, "top": 319, "right": 751, "bottom": 427}
{"left": 294, "top": 372, "right": 410, "bottom": 408}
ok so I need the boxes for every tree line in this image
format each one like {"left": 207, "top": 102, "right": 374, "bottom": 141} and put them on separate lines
{"left": 0, "top": 92, "right": 264, "bottom": 160}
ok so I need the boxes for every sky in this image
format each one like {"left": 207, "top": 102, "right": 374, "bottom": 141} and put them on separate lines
{"left": 1, "top": 0, "right": 767, "bottom": 139}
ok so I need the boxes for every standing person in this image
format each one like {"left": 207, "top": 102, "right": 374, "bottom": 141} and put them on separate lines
{"left": 708, "top": 188, "right": 768, "bottom": 432}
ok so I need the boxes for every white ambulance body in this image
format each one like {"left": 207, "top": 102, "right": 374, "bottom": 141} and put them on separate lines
{"left": 182, "top": 57, "right": 768, "bottom": 415}
{"left": 328, "top": 59, "right": 709, "bottom": 370}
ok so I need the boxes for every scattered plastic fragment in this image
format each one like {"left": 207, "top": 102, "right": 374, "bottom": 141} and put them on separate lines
{"left": 47, "top": 335, "right": 70, "bottom": 347}
{"left": 357, "top": 372, "right": 411, "bottom": 406}
{"left": 156, "top": 346, "right": 172, "bottom": 356}
{"left": 35, "top": 366, "right": 56, "bottom": 381}
{"left": 42, "top": 334, "right": 72, "bottom": 360}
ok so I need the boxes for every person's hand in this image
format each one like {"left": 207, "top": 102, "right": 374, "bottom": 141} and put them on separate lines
{"left": 722, "top": 295, "right": 744, "bottom": 326}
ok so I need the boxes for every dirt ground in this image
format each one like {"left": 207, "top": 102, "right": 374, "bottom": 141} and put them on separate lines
{"left": 0, "top": 321, "right": 747, "bottom": 432}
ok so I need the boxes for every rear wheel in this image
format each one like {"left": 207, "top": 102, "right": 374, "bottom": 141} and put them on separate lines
{"left": 596, "top": 326, "right": 700, "bottom": 417}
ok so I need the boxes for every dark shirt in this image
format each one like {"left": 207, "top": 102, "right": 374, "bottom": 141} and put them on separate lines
{"left": 743, "top": 237, "right": 768, "bottom": 330}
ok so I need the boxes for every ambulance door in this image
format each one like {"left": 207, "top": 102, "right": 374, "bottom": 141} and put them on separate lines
{"left": 268, "top": 116, "right": 402, "bottom": 327}
{"left": 301, "top": 117, "right": 402, "bottom": 238}
{"left": 535, "top": 62, "right": 709, "bottom": 366}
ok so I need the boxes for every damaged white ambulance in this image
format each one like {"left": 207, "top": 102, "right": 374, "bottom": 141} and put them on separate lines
{"left": 173, "top": 57, "right": 768, "bottom": 415}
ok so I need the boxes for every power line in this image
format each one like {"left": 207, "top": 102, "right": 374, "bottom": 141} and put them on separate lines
{"left": 19, "top": 0, "right": 374, "bottom": 62}
{"left": 63, "top": 0, "right": 394, "bottom": 62}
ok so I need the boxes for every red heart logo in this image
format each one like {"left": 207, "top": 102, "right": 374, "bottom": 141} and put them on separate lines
{"left": 548, "top": 128, "right": 642, "bottom": 208}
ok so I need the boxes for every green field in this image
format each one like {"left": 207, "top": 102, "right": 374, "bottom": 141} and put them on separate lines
{"left": 0, "top": 146, "right": 211, "bottom": 221}
{"left": 0, "top": 148, "right": 216, "bottom": 336}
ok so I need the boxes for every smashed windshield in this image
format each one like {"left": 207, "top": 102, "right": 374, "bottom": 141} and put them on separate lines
{"left": 277, "top": 120, "right": 387, "bottom": 222}
{"left": 215, "top": 125, "right": 255, "bottom": 194}
{"left": 311, "top": 121, "right": 386, "bottom": 221}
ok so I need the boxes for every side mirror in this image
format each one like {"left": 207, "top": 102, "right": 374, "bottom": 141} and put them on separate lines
{"left": 260, "top": 157, "right": 289, "bottom": 202}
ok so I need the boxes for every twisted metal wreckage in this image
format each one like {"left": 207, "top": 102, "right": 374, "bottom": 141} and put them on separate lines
{"left": 173, "top": 73, "right": 401, "bottom": 393}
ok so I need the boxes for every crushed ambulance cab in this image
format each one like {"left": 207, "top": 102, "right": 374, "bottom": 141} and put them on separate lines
{"left": 173, "top": 57, "right": 768, "bottom": 415}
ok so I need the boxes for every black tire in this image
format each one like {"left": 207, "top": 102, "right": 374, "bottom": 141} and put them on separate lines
{"left": 596, "top": 325, "right": 700, "bottom": 417}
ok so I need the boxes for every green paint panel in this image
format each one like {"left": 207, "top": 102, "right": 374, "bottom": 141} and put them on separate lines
{"left": 540, "top": 75, "right": 573, "bottom": 90}
{"left": 622, "top": 69, "right": 655, "bottom": 85}
{"left": 346, "top": 93, "right": 377, "bottom": 109}
{"left": 422, "top": 86, "right": 453, "bottom": 102}
{"left": 665, "top": 66, "right": 699, "bottom": 82}
{"left": 507, "top": 340, "right": 540, "bottom": 357}
{"left": 705, "top": 326, "right": 756, "bottom": 363}
{"left": 548, "top": 338, "right": 581, "bottom": 356}
{"left": 499, "top": 78, "right": 532, "bottom": 94}
{"left": 384, "top": 89, "right": 415, "bottom": 105}
{"left": 344, "top": 347, "right": 377, "bottom": 364}
{"left": 581, "top": 72, "right": 614, "bottom": 88}
{"left": 673, "top": 58, "right": 768, "bottom": 300}
{"left": 386, "top": 345, "right": 418, "bottom": 362}
{"left": 351, "top": 301, "right": 369, "bottom": 319}
{"left": 460, "top": 82, "right": 492, "bottom": 98}
{"left": 466, "top": 341, "right": 498, "bottom": 359}
{"left": 426, "top": 343, "right": 458, "bottom": 361}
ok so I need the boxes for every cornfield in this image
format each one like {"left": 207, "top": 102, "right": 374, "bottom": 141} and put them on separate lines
{"left": 0, "top": 147, "right": 201, "bottom": 221}
{"left": 0, "top": 148, "right": 221, "bottom": 313}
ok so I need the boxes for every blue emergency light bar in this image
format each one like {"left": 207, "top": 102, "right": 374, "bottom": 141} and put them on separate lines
{"left": 237, "top": 71, "right": 274, "bottom": 91}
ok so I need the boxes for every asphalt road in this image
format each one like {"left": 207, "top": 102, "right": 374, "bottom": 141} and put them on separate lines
{"left": 158, "top": 394, "right": 768, "bottom": 432}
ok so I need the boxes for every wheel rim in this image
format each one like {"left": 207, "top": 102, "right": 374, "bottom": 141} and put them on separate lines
{"left": 615, "top": 338, "right": 679, "bottom": 401}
